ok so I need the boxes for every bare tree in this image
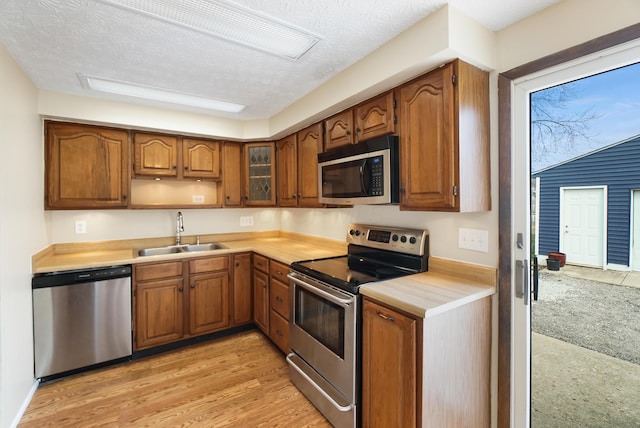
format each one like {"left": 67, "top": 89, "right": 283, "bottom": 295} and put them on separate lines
{"left": 530, "top": 82, "right": 600, "bottom": 168}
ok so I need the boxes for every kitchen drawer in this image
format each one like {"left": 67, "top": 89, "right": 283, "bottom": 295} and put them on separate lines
{"left": 270, "top": 278, "right": 290, "bottom": 320}
{"left": 135, "top": 261, "right": 183, "bottom": 282}
{"left": 253, "top": 254, "right": 269, "bottom": 273}
{"left": 189, "top": 255, "right": 229, "bottom": 274}
{"left": 269, "top": 310, "right": 289, "bottom": 354}
{"left": 270, "top": 260, "right": 289, "bottom": 283}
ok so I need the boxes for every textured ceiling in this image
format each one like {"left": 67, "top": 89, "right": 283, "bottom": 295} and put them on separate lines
{"left": 0, "top": 0, "right": 558, "bottom": 120}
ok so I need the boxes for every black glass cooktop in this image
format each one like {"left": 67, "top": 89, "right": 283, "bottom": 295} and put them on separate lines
{"left": 291, "top": 254, "right": 417, "bottom": 294}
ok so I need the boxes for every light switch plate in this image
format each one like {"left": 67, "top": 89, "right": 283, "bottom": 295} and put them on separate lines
{"left": 458, "top": 228, "right": 488, "bottom": 252}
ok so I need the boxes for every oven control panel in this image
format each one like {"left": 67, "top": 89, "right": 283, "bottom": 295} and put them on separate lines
{"left": 347, "top": 223, "right": 428, "bottom": 256}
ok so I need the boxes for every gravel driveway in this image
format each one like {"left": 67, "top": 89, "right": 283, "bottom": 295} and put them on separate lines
{"left": 532, "top": 269, "right": 640, "bottom": 364}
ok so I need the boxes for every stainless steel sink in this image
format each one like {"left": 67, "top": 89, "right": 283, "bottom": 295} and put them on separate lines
{"left": 182, "top": 243, "right": 226, "bottom": 252}
{"left": 137, "top": 243, "right": 226, "bottom": 257}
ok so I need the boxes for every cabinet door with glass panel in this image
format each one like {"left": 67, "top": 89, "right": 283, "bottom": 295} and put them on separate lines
{"left": 244, "top": 142, "right": 276, "bottom": 206}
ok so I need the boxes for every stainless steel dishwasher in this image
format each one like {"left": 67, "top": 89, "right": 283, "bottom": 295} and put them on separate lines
{"left": 32, "top": 265, "right": 132, "bottom": 381}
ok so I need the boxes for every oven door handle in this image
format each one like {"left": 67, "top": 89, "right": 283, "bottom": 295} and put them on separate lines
{"left": 286, "top": 353, "right": 354, "bottom": 412}
{"left": 288, "top": 274, "right": 353, "bottom": 307}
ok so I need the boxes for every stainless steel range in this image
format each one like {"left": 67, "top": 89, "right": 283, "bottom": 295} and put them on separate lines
{"left": 287, "top": 224, "right": 429, "bottom": 428}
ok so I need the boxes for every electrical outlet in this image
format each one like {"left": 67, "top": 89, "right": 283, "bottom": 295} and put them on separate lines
{"left": 458, "top": 228, "right": 488, "bottom": 252}
{"left": 75, "top": 220, "right": 87, "bottom": 234}
{"left": 240, "top": 216, "right": 254, "bottom": 227}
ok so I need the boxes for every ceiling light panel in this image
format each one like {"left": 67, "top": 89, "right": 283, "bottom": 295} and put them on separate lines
{"left": 95, "top": 0, "right": 321, "bottom": 60}
{"left": 78, "top": 74, "right": 245, "bottom": 113}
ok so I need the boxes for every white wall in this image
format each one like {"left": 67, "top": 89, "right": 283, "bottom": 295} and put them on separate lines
{"left": 50, "top": 208, "right": 280, "bottom": 243}
{"left": 496, "top": 0, "right": 640, "bottom": 72}
{"left": 0, "top": 44, "right": 49, "bottom": 427}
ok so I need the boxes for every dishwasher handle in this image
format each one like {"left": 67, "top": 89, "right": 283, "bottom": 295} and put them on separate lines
{"left": 32, "top": 265, "right": 132, "bottom": 288}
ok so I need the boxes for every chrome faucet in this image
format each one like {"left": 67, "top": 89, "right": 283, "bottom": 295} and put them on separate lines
{"left": 176, "top": 211, "right": 184, "bottom": 245}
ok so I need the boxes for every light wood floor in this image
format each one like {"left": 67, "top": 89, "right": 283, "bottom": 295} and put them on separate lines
{"left": 19, "top": 330, "right": 331, "bottom": 427}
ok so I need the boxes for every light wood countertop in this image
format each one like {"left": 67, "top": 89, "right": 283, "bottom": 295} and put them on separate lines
{"left": 360, "top": 258, "right": 496, "bottom": 319}
{"left": 32, "top": 230, "right": 347, "bottom": 274}
{"left": 33, "top": 231, "right": 496, "bottom": 319}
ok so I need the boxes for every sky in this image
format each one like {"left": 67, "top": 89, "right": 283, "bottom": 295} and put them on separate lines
{"left": 531, "top": 61, "right": 640, "bottom": 171}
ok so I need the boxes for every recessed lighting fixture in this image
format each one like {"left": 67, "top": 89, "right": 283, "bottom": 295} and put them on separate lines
{"left": 94, "top": 0, "right": 321, "bottom": 60}
{"left": 78, "top": 74, "right": 245, "bottom": 113}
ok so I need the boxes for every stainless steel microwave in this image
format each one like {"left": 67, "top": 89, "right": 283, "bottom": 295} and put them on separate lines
{"left": 318, "top": 135, "right": 399, "bottom": 205}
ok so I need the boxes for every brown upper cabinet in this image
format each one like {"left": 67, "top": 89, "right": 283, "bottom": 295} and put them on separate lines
{"left": 354, "top": 91, "right": 396, "bottom": 142}
{"left": 296, "top": 123, "right": 324, "bottom": 207}
{"left": 222, "top": 141, "right": 243, "bottom": 207}
{"left": 398, "top": 59, "right": 490, "bottom": 212}
{"left": 276, "top": 123, "right": 324, "bottom": 208}
{"left": 45, "top": 121, "right": 130, "bottom": 209}
{"left": 244, "top": 142, "right": 276, "bottom": 206}
{"left": 133, "top": 133, "right": 178, "bottom": 178}
{"left": 133, "top": 133, "right": 221, "bottom": 180}
{"left": 182, "top": 138, "right": 221, "bottom": 180}
{"left": 323, "top": 91, "right": 396, "bottom": 151}
{"left": 276, "top": 134, "right": 298, "bottom": 207}
{"left": 324, "top": 110, "right": 354, "bottom": 150}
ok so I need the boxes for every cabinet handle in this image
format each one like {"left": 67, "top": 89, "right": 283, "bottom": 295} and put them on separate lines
{"left": 277, "top": 271, "right": 283, "bottom": 275}
{"left": 376, "top": 309, "right": 395, "bottom": 322}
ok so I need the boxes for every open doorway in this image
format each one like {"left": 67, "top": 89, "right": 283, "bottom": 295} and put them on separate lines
{"left": 529, "top": 60, "right": 640, "bottom": 426}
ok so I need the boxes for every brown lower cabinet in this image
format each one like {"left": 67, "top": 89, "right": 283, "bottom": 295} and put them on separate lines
{"left": 362, "top": 298, "right": 419, "bottom": 428}
{"left": 362, "top": 295, "right": 492, "bottom": 428}
{"left": 134, "top": 254, "right": 251, "bottom": 351}
{"left": 268, "top": 259, "right": 290, "bottom": 353}
{"left": 252, "top": 254, "right": 291, "bottom": 353}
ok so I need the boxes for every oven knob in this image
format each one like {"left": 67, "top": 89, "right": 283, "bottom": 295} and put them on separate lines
{"left": 349, "top": 229, "right": 355, "bottom": 236}
{"left": 355, "top": 230, "right": 361, "bottom": 236}
{"left": 410, "top": 236, "right": 417, "bottom": 244}
{"left": 392, "top": 234, "right": 399, "bottom": 242}
{"left": 400, "top": 235, "right": 407, "bottom": 243}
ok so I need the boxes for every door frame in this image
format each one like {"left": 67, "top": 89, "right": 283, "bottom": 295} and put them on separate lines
{"left": 559, "top": 186, "right": 607, "bottom": 268}
{"left": 497, "top": 23, "right": 640, "bottom": 427}
{"left": 630, "top": 189, "right": 640, "bottom": 271}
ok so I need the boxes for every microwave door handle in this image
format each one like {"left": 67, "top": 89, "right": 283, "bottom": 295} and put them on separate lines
{"left": 359, "top": 159, "right": 371, "bottom": 196}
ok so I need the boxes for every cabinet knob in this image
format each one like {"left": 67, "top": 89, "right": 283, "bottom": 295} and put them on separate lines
{"left": 173, "top": 165, "right": 177, "bottom": 169}
{"left": 356, "top": 127, "right": 361, "bottom": 133}
{"left": 226, "top": 195, "right": 230, "bottom": 199}
{"left": 184, "top": 166, "right": 189, "bottom": 170}
{"left": 235, "top": 262, "right": 240, "bottom": 267}
{"left": 346, "top": 130, "right": 351, "bottom": 135}
{"left": 178, "top": 286, "right": 184, "bottom": 292}
{"left": 190, "top": 283, "right": 195, "bottom": 289}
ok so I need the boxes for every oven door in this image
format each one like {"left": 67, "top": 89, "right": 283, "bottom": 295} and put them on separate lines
{"left": 288, "top": 271, "right": 357, "bottom": 402}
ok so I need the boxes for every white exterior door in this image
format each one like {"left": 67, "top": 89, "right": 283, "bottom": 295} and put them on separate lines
{"left": 511, "top": 39, "right": 640, "bottom": 427}
{"left": 560, "top": 187, "right": 606, "bottom": 267}
{"left": 632, "top": 190, "right": 640, "bottom": 271}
